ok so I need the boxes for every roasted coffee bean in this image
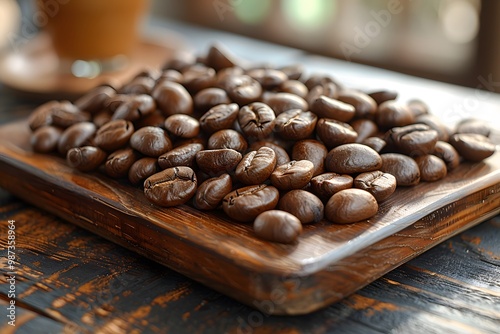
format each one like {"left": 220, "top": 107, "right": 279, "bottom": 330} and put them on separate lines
{"left": 304, "top": 75, "right": 338, "bottom": 90}
{"left": 351, "top": 119, "right": 379, "bottom": 143}
{"left": 292, "top": 139, "right": 328, "bottom": 176}
{"left": 157, "top": 69, "right": 184, "bottom": 84}
{"left": 263, "top": 92, "right": 308, "bottom": 115}
{"left": 194, "top": 173, "right": 233, "bottom": 210}
{"left": 134, "top": 68, "right": 161, "bottom": 80}
{"left": 246, "top": 68, "right": 288, "bottom": 90}
{"left": 207, "top": 129, "right": 248, "bottom": 152}
{"left": 277, "top": 64, "right": 303, "bottom": 80}
{"left": 74, "top": 85, "right": 116, "bottom": 114}
{"left": 106, "top": 94, "right": 132, "bottom": 112}
{"left": 29, "top": 100, "right": 88, "bottom": 130}
{"left": 161, "top": 51, "right": 195, "bottom": 72}
{"left": 152, "top": 81, "right": 193, "bottom": 116}
{"left": 222, "top": 184, "right": 279, "bottom": 222}
{"left": 199, "top": 103, "right": 240, "bottom": 134}
{"left": 455, "top": 118, "right": 491, "bottom": 137}
{"left": 380, "top": 153, "right": 420, "bottom": 186}
{"left": 195, "top": 149, "right": 242, "bottom": 176}
{"left": 249, "top": 141, "right": 291, "bottom": 166}
{"left": 31, "top": 126, "right": 62, "bottom": 153}
{"left": 143, "top": 167, "right": 197, "bottom": 207}
{"left": 128, "top": 157, "right": 160, "bottom": 185}
{"left": 205, "top": 44, "right": 239, "bottom": 71}
{"left": 222, "top": 74, "right": 262, "bottom": 105}
{"left": 414, "top": 155, "right": 447, "bottom": 182}
{"left": 93, "top": 111, "right": 112, "bottom": 128}
{"left": 278, "top": 189, "right": 324, "bottom": 224}
{"left": 120, "top": 76, "right": 156, "bottom": 95}
{"left": 316, "top": 118, "right": 358, "bottom": 149}
{"left": 367, "top": 89, "right": 398, "bottom": 105}
{"left": 164, "top": 114, "right": 200, "bottom": 139}
{"left": 158, "top": 142, "right": 204, "bottom": 169}
{"left": 375, "top": 101, "right": 415, "bottom": 130}
{"left": 432, "top": 141, "right": 460, "bottom": 170}
{"left": 310, "top": 172, "right": 353, "bottom": 200}
{"left": 254, "top": 210, "right": 302, "bottom": 244}
{"left": 361, "top": 137, "right": 386, "bottom": 152}
{"left": 278, "top": 80, "right": 308, "bottom": 98}
{"left": 337, "top": 90, "right": 377, "bottom": 120}
{"left": 94, "top": 119, "right": 134, "bottom": 151}
{"left": 111, "top": 94, "right": 156, "bottom": 121}
{"left": 129, "top": 126, "right": 172, "bottom": 157}
{"left": 274, "top": 109, "right": 317, "bottom": 140}
{"left": 449, "top": 133, "right": 496, "bottom": 162}
{"left": 415, "top": 114, "right": 450, "bottom": 142}
{"left": 310, "top": 96, "right": 355, "bottom": 122}
{"left": 235, "top": 147, "right": 276, "bottom": 185}
{"left": 181, "top": 64, "right": 217, "bottom": 94}
{"left": 238, "top": 102, "right": 275, "bottom": 139}
{"left": 325, "top": 188, "right": 378, "bottom": 224}
{"left": 28, "top": 101, "right": 58, "bottom": 130}
{"left": 325, "top": 143, "right": 382, "bottom": 174}
{"left": 305, "top": 82, "right": 338, "bottom": 106}
{"left": 193, "top": 87, "right": 231, "bottom": 112}
{"left": 354, "top": 171, "right": 397, "bottom": 202}
{"left": 406, "top": 99, "right": 429, "bottom": 117}
{"left": 105, "top": 147, "right": 139, "bottom": 178}
{"left": 57, "top": 122, "right": 96, "bottom": 155}
{"left": 385, "top": 124, "right": 438, "bottom": 156}
{"left": 270, "top": 160, "right": 314, "bottom": 191}
{"left": 67, "top": 146, "right": 107, "bottom": 172}
{"left": 134, "top": 110, "right": 165, "bottom": 129}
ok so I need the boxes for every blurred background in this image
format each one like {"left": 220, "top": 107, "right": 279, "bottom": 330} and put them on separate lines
{"left": 1, "top": 0, "right": 499, "bottom": 92}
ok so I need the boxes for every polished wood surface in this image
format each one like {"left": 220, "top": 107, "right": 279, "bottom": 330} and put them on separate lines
{"left": 0, "top": 120, "right": 499, "bottom": 315}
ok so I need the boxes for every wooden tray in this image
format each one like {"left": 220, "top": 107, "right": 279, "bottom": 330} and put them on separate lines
{"left": 1, "top": 120, "right": 499, "bottom": 315}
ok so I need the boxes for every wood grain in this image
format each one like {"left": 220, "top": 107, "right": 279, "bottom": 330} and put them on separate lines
{"left": 0, "top": 120, "right": 499, "bottom": 315}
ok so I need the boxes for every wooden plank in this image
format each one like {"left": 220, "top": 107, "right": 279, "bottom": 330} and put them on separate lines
{"left": 0, "top": 120, "right": 499, "bottom": 314}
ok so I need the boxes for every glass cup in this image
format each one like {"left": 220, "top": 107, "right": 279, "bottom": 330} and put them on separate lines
{"left": 36, "top": 0, "right": 149, "bottom": 78}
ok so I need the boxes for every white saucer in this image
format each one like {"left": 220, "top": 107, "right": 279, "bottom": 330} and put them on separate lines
{"left": 0, "top": 32, "right": 180, "bottom": 96}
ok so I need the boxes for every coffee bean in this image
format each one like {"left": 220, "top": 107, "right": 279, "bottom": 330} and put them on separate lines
{"left": 106, "top": 94, "right": 132, "bottom": 112}
{"left": 222, "top": 184, "right": 279, "bottom": 222}
{"left": 128, "top": 157, "right": 160, "bottom": 185}
{"left": 74, "top": 84, "right": 116, "bottom": 114}
{"left": 157, "top": 69, "right": 183, "bottom": 84}
{"left": 305, "top": 82, "right": 338, "bottom": 106}
{"left": 337, "top": 90, "right": 377, "bottom": 120}
{"left": 254, "top": 210, "right": 302, "bottom": 244}
{"left": 278, "top": 80, "right": 308, "bottom": 98}
{"left": 432, "top": 141, "right": 460, "bottom": 170}
{"left": 31, "top": 125, "right": 62, "bottom": 153}
{"left": 207, "top": 129, "right": 248, "bottom": 152}
{"left": 58, "top": 121, "right": 96, "bottom": 155}
{"left": 105, "top": 147, "right": 140, "bottom": 178}
{"left": 205, "top": 44, "right": 239, "bottom": 71}
{"left": 375, "top": 101, "right": 415, "bottom": 130}
{"left": 270, "top": 160, "right": 314, "bottom": 191}
{"left": 354, "top": 171, "right": 397, "bottom": 202}
{"left": 111, "top": 94, "right": 156, "bottom": 121}
{"left": 144, "top": 167, "right": 197, "bottom": 207}
{"left": 367, "top": 89, "right": 398, "bottom": 105}
{"left": 181, "top": 64, "right": 217, "bottom": 94}
{"left": 278, "top": 64, "right": 304, "bottom": 81}
{"left": 278, "top": 189, "right": 324, "bottom": 224}
{"left": 325, "top": 143, "right": 382, "bottom": 174}
{"left": 246, "top": 68, "right": 288, "bottom": 90}
{"left": 120, "top": 76, "right": 155, "bottom": 95}
{"left": 193, "top": 87, "right": 231, "bottom": 112}
{"left": 158, "top": 142, "right": 204, "bottom": 169}
{"left": 238, "top": 102, "right": 276, "bottom": 139}
{"left": 134, "top": 110, "right": 165, "bottom": 129}
{"left": 130, "top": 126, "right": 172, "bottom": 157}
{"left": 380, "top": 153, "right": 420, "bottom": 186}
{"left": 361, "top": 137, "right": 386, "bottom": 153}
{"left": 455, "top": 118, "right": 491, "bottom": 137}
{"left": 310, "top": 96, "right": 355, "bottom": 122}
{"left": 351, "top": 119, "right": 379, "bottom": 143}
{"left": 29, "top": 101, "right": 59, "bottom": 130}
{"left": 164, "top": 114, "right": 200, "bottom": 139}
{"left": 325, "top": 188, "right": 378, "bottom": 224}
{"left": 274, "top": 109, "right": 317, "bottom": 140}
{"left": 449, "top": 133, "right": 496, "bottom": 162}
{"left": 196, "top": 149, "right": 242, "bottom": 176}
{"left": 316, "top": 118, "right": 358, "bottom": 149}
{"left": 194, "top": 173, "right": 233, "bottom": 210}
{"left": 414, "top": 155, "right": 447, "bottom": 182}
{"left": 304, "top": 75, "right": 338, "bottom": 91}
{"left": 249, "top": 141, "right": 291, "bottom": 166}
{"left": 385, "top": 124, "right": 438, "bottom": 157}
{"left": 291, "top": 139, "right": 328, "bottom": 176}
{"left": 93, "top": 111, "right": 112, "bottom": 128}
{"left": 235, "top": 147, "right": 276, "bottom": 185}
{"left": 406, "top": 99, "right": 429, "bottom": 118}
{"left": 415, "top": 114, "right": 450, "bottom": 142}
{"left": 199, "top": 103, "right": 240, "bottom": 134}
{"left": 94, "top": 119, "right": 134, "bottom": 151}
{"left": 161, "top": 51, "right": 195, "bottom": 72}
{"left": 310, "top": 172, "right": 353, "bottom": 201}
{"left": 67, "top": 146, "right": 107, "bottom": 172}
{"left": 223, "top": 74, "right": 262, "bottom": 105}
{"left": 152, "top": 81, "right": 193, "bottom": 116}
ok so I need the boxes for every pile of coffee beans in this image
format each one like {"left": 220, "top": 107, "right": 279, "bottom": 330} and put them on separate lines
{"left": 28, "top": 45, "right": 497, "bottom": 244}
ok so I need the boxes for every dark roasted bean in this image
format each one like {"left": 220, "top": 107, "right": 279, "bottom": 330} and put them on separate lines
{"left": 270, "top": 160, "right": 314, "bottom": 191}
{"left": 94, "top": 119, "right": 134, "bottom": 151}
{"left": 337, "top": 90, "right": 377, "bottom": 120}
{"left": 325, "top": 143, "right": 382, "bottom": 174}
{"left": 152, "top": 81, "right": 193, "bottom": 116}
{"left": 222, "top": 184, "right": 279, "bottom": 222}
{"left": 316, "top": 118, "right": 358, "bottom": 149}
{"left": 128, "top": 157, "right": 160, "bottom": 185}
{"left": 278, "top": 189, "right": 324, "bottom": 224}
{"left": 195, "top": 149, "right": 242, "bottom": 176}
{"left": 249, "top": 141, "right": 291, "bottom": 166}
{"left": 351, "top": 119, "right": 379, "bottom": 143}
{"left": 292, "top": 139, "right": 328, "bottom": 176}
{"left": 199, "top": 103, "right": 240, "bottom": 134}
{"left": 67, "top": 146, "right": 107, "bottom": 172}
{"left": 194, "top": 173, "right": 233, "bottom": 210}
{"left": 367, "top": 89, "right": 398, "bottom": 105}
{"left": 193, "top": 87, "right": 232, "bottom": 112}
{"left": 354, "top": 171, "right": 397, "bottom": 202}
{"left": 246, "top": 68, "right": 288, "bottom": 90}
{"left": 105, "top": 147, "right": 140, "bottom": 178}
{"left": 380, "top": 153, "right": 420, "bottom": 186}
{"left": 57, "top": 122, "right": 96, "bottom": 155}
{"left": 361, "top": 137, "right": 386, "bottom": 152}
{"left": 143, "top": 167, "right": 197, "bottom": 207}
{"left": 158, "top": 143, "right": 204, "bottom": 169}
{"left": 207, "top": 129, "right": 248, "bottom": 152}
{"left": 111, "top": 94, "right": 156, "bottom": 121}
{"left": 375, "top": 101, "right": 415, "bottom": 130}
{"left": 129, "top": 126, "right": 172, "bottom": 157}
{"left": 385, "top": 124, "right": 438, "bottom": 157}
{"left": 263, "top": 92, "right": 308, "bottom": 115}
{"left": 74, "top": 85, "right": 116, "bottom": 114}
{"left": 449, "top": 133, "right": 496, "bottom": 162}
{"left": 325, "top": 189, "right": 378, "bottom": 224}
{"left": 164, "top": 114, "right": 200, "bottom": 139}
{"left": 455, "top": 118, "right": 491, "bottom": 137}
{"left": 310, "top": 96, "right": 355, "bottom": 122}
{"left": 274, "top": 109, "right": 317, "bottom": 140}
{"left": 310, "top": 172, "right": 353, "bottom": 201}
{"left": 254, "top": 210, "right": 302, "bottom": 244}
{"left": 415, "top": 114, "right": 450, "bottom": 142}
{"left": 432, "top": 141, "right": 460, "bottom": 170}
{"left": 31, "top": 126, "right": 62, "bottom": 153}
{"left": 414, "top": 155, "right": 447, "bottom": 182}
{"left": 235, "top": 147, "right": 276, "bottom": 185}
{"left": 238, "top": 102, "right": 276, "bottom": 140}
{"left": 278, "top": 80, "right": 308, "bottom": 98}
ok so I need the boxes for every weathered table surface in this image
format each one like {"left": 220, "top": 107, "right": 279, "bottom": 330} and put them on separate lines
{"left": 1, "top": 22, "right": 500, "bottom": 333}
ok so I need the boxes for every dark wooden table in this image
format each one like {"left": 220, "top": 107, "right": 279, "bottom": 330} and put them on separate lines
{"left": 1, "top": 22, "right": 500, "bottom": 334}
